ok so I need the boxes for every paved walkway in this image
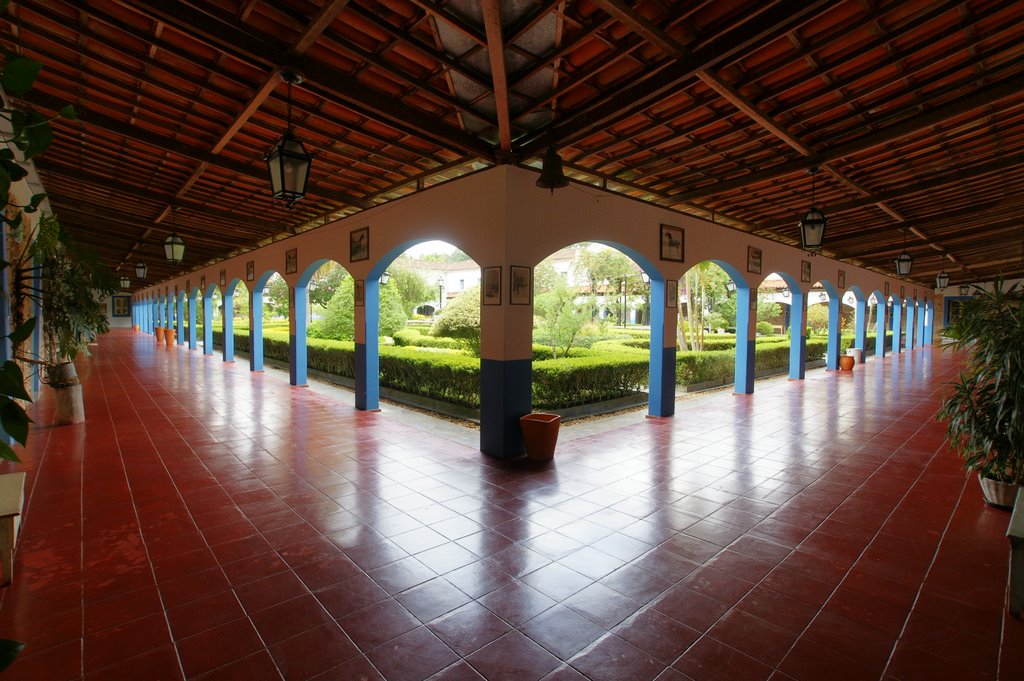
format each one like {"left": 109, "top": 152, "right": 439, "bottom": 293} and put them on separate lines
{"left": 0, "top": 330, "right": 1020, "bottom": 680}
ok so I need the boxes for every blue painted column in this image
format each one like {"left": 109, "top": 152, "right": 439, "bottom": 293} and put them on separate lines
{"left": 176, "top": 294, "right": 185, "bottom": 345}
{"left": 647, "top": 279, "right": 675, "bottom": 416}
{"left": 31, "top": 261, "right": 43, "bottom": 393}
{"left": 250, "top": 290, "right": 264, "bottom": 372}
{"left": 356, "top": 279, "right": 380, "bottom": 410}
{"left": 290, "top": 286, "right": 308, "bottom": 386}
{"left": 788, "top": 291, "right": 807, "bottom": 380}
{"left": 921, "top": 301, "right": 929, "bottom": 346}
{"left": 875, "top": 302, "right": 886, "bottom": 357}
{"left": 891, "top": 303, "right": 903, "bottom": 353}
{"left": 203, "top": 291, "right": 214, "bottom": 355}
{"left": 854, "top": 297, "right": 868, "bottom": 353}
{"left": 150, "top": 299, "right": 156, "bottom": 332}
{"left": 188, "top": 292, "right": 197, "bottom": 349}
{"left": 826, "top": 295, "right": 841, "bottom": 370}
{"left": 734, "top": 286, "right": 755, "bottom": 394}
{"left": 909, "top": 305, "right": 917, "bottom": 352}
{"left": 223, "top": 290, "right": 235, "bottom": 362}
{"left": 923, "top": 300, "right": 933, "bottom": 346}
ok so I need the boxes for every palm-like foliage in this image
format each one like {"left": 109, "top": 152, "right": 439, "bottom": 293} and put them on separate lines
{"left": 938, "top": 278, "right": 1024, "bottom": 484}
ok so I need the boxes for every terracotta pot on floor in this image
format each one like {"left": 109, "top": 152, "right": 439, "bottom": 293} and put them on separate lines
{"left": 520, "top": 413, "right": 560, "bottom": 462}
{"left": 154, "top": 326, "right": 164, "bottom": 342}
{"left": 839, "top": 354, "right": 855, "bottom": 371}
{"left": 165, "top": 328, "right": 176, "bottom": 346}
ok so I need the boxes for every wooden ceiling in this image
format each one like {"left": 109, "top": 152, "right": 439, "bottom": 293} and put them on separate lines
{"left": 4, "top": 0, "right": 1023, "bottom": 288}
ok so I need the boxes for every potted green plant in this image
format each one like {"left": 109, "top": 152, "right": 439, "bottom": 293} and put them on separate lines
{"left": 938, "top": 278, "right": 1024, "bottom": 508}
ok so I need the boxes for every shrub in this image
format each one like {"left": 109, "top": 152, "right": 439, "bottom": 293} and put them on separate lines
{"left": 431, "top": 286, "right": 481, "bottom": 355}
{"left": 756, "top": 321, "right": 774, "bottom": 336}
{"left": 533, "top": 355, "right": 649, "bottom": 408}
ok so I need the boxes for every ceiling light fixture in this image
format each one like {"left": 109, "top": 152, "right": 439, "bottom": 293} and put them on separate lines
{"left": 135, "top": 262, "right": 147, "bottom": 279}
{"left": 936, "top": 271, "right": 949, "bottom": 290}
{"left": 119, "top": 275, "right": 130, "bottom": 289}
{"left": 266, "top": 70, "right": 313, "bottom": 208}
{"left": 163, "top": 207, "right": 185, "bottom": 264}
{"left": 895, "top": 228, "right": 912, "bottom": 277}
{"left": 799, "top": 166, "right": 826, "bottom": 255}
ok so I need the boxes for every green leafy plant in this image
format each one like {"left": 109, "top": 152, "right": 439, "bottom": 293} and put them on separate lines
{"left": 938, "top": 278, "right": 1024, "bottom": 484}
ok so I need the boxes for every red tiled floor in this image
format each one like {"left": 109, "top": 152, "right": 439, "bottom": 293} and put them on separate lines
{"left": 0, "top": 331, "right": 1021, "bottom": 680}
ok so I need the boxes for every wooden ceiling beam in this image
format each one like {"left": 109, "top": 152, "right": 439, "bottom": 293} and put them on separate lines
{"left": 517, "top": 0, "right": 831, "bottom": 156}
{"left": 20, "top": 90, "right": 374, "bottom": 209}
{"left": 121, "top": 0, "right": 496, "bottom": 159}
{"left": 481, "top": 0, "right": 512, "bottom": 153}
{"left": 671, "top": 72, "right": 1024, "bottom": 202}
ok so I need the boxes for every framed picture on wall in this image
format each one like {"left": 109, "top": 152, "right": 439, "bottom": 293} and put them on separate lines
{"left": 666, "top": 280, "right": 678, "bottom": 308}
{"left": 350, "top": 227, "right": 369, "bottom": 262}
{"left": 838, "top": 270, "right": 846, "bottom": 289}
{"left": 111, "top": 295, "right": 131, "bottom": 317}
{"left": 354, "top": 279, "right": 365, "bottom": 306}
{"left": 913, "top": 288, "right": 918, "bottom": 300}
{"left": 884, "top": 281, "right": 890, "bottom": 297}
{"left": 800, "top": 260, "right": 811, "bottom": 283}
{"left": 219, "top": 269, "right": 226, "bottom": 287}
{"left": 200, "top": 275, "right": 206, "bottom": 291}
{"left": 900, "top": 285, "right": 906, "bottom": 298}
{"left": 660, "top": 224, "right": 684, "bottom": 262}
{"left": 481, "top": 266, "right": 501, "bottom": 305}
{"left": 510, "top": 266, "right": 531, "bottom": 305}
{"left": 285, "top": 248, "right": 298, "bottom": 274}
{"left": 747, "top": 246, "right": 762, "bottom": 274}
{"left": 246, "top": 260, "right": 254, "bottom": 281}
{"left": 185, "top": 279, "right": 191, "bottom": 293}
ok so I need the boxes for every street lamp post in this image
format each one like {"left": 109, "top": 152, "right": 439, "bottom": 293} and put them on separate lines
{"left": 437, "top": 275, "right": 444, "bottom": 314}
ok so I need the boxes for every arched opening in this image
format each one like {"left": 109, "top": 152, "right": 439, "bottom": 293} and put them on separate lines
{"left": 676, "top": 260, "right": 738, "bottom": 391}
{"left": 363, "top": 240, "right": 480, "bottom": 414}
{"left": 247, "top": 271, "right": 287, "bottom": 373}
{"left": 290, "top": 259, "right": 350, "bottom": 387}
{"left": 752, "top": 272, "right": 802, "bottom": 380}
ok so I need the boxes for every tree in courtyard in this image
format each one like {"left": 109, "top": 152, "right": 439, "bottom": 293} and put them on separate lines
{"left": 313, "top": 278, "right": 407, "bottom": 340}
{"left": 536, "top": 278, "right": 588, "bottom": 358}
{"left": 431, "top": 285, "right": 480, "bottom": 355}
{"left": 389, "top": 266, "right": 431, "bottom": 315}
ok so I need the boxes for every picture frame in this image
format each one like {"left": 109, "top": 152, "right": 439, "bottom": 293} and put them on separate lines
{"left": 185, "top": 279, "right": 191, "bottom": 293}
{"left": 913, "top": 288, "right": 918, "bottom": 300}
{"left": 354, "top": 279, "right": 365, "bottom": 307}
{"left": 219, "top": 269, "right": 226, "bottom": 287}
{"left": 481, "top": 266, "right": 501, "bottom": 306}
{"left": 111, "top": 295, "right": 131, "bottom": 317}
{"left": 901, "top": 285, "right": 906, "bottom": 299}
{"left": 666, "top": 280, "right": 678, "bottom": 308}
{"left": 510, "top": 266, "right": 532, "bottom": 305}
{"left": 838, "top": 269, "right": 846, "bottom": 289}
{"left": 246, "top": 260, "right": 254, "bottom": 282}
{"left": 800, "top": 260, "right": 811, "bottom": 283}
{"left": 350, "top": 226, "right": 369, "bottom": 262}
{"left": 884, "top": 281, "right": 890, "bottom": 297}
{"left": 200, "top": 275, "right": 206, "bottom": 291}
{"left": 285, "top": 248, "right": 298, "bottom": 275}
{"left": 746, "top": 246, "right": 762, "bottom": 274}
{"left": 659, "top": 224, "right": 684, "bottom": 262}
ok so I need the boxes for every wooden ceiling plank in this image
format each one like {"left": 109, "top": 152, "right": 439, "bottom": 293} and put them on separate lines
{"left": 481, "top": 0, "right": 512, "bottom": 152}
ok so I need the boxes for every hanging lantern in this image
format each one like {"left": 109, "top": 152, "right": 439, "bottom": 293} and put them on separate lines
{"left": 164, "top": 233, "right": 185, "bottom": 263}
{"left": 895, "top": 252, "right": 913, "bottom": 277}
{"left": 798, "top": 167, "right": 827, "bottom": 254}
{"left": 380, "top": 271, "right": 392, "bottom": 285}
{"left": 958, "top": 284, "right": 970, "bottom": 296}
{"left": 136, "top": 262, "right": 147, "bottom": 279}
{"left": 935, "top": 271, "right": 949, "bottom": 289}
{"left": 894, "top": 228, "right": 912, "bottom": 277}
{"left": 266, "top": 71, "right": 312, "bottom": 208}
{"left": 119, "top": 275, "right": 131, "bottom": 289}
{"left": 536, "top": 146, "right": 569, "bottom": 193}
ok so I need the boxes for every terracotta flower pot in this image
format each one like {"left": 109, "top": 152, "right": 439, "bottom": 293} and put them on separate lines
{"left": 838, "top": 354, "right": 855, "bottom": 371}
{"left": 520, "top": 413, "right": 560, "bottom": 462}
{"left": 165, "top": 328, "right": 176, "bottom": 347}
{"left": 154, "top": 326, "right": 164, "bottom": 342}
{"left": 133, "top": 324, "right": 139, "bottom": 332}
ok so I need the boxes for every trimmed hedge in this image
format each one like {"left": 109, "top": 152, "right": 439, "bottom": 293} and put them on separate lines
{"left": 533, "top": 355, "right": 649, "bottom": 409}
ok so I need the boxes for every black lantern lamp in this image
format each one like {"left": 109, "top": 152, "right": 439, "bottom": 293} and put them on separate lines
{"left": 164, "top": 233, "right": 185, "bottom": 264}
{"left": 119, "top": 275, "right": 131, "bottom": 290}
{"left": 799, "top": 167, "right": 827, "bottom": 255}
{"left": 958, "top": 284, "right": 970, "bottom": 296}
{"left": 725, "top": 280, "right": 736, "bottom": 293}
{"left": 894, "top": 228, "right": 912, "bottom": 277}
{"left": 536, "top": 146, "right": 569, "bottom": 193}
{"left": 640, "top": 271, "right": 650, "bottom": 284}
{"left": 135, "top": 262, "right": 147, "bottom": 279}
{"left": 381, "top": 271, "right": 392, "bottom": 285}
{"left": 936, "top": 271, "right": 949, "bottom": 290}
{"left": 266, "top": 71, "right": 313, "bottom": 208}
